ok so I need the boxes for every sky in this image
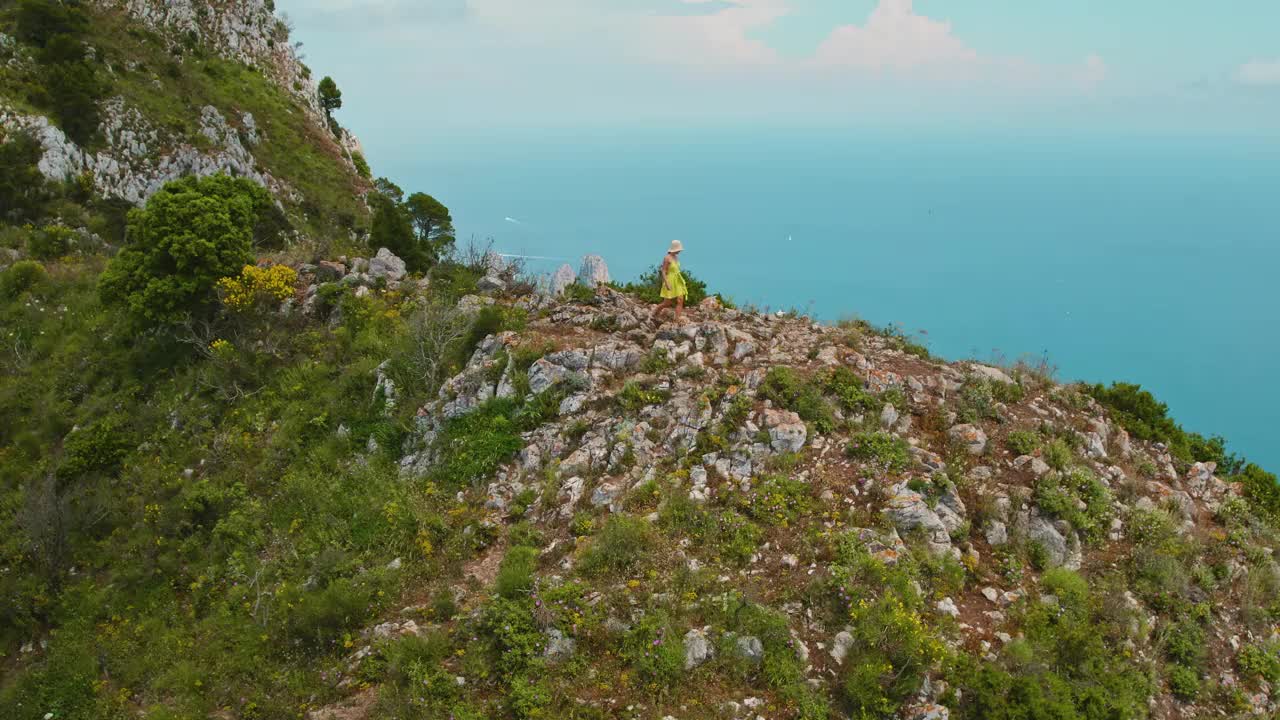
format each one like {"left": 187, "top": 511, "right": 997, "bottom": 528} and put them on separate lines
{"left": 276, "top": 0, "right": 1280, "bottom": 139}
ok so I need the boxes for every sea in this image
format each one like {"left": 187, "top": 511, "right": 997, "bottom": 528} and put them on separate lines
{"left": 377, "top": 127, "right": 1280, "bottom": 470}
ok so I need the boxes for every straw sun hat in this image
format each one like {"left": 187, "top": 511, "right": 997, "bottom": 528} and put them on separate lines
{"left": 668, "top": 240, "right": 684, "bottom": 254}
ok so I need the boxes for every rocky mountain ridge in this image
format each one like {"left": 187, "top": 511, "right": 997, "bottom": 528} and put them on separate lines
{"left": 290, "top": 250, "right": 1279, "bottom": 720}
{"left": 1, "top": 0, "right": 366, "bottom": 232}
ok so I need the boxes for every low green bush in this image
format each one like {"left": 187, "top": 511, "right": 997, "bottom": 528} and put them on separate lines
{"left": 1006, "top": 429, "right": 1041, "bottom": 456}
{"left": 760, "top": 367, "right": 835, "bottom": 433}
{"left": 845, "top": 432, "right": 912, "bottom": 472}
{"left": 1088, "top": 382, "right": 1241, "bottom": 472}
{"left": 1, "top": 259, "right": 47, "bottom": 298}
{"left": 496, "top": 545, "right": 539, "bottom": 599}
{"left": 28, "top": 225, "right": 77, "bottom": 259}
{"left": 579, "top": 515, "right": 653, "bottom": 576}
{"left": 1033, "top": 468, "right": 1113, "bottom": 542}
{"left": 620, "top": 611, "right": 684, "bottom": 689}
{"left": 1237, "top": 641, "right": 1280, "bottom": 686}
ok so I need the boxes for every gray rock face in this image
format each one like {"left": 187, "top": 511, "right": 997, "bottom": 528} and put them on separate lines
{"left": 1027, "top": 514, "right": 1082, "bottom": 569}
{"left": 762, "top": 408, "right": 807, "bottom": 454}
{"left": 550, "top": 264, "right": 576, "bottom": 296}
{"left": 968, "top": 363, "right": 1016, "bottom": 385}
{"left": 1, "top": 101, "right": 288, "bottom": 206}
{"left": 528, "top": 358, "right": 584, "bottom": 395}
{"left": 368, "top": 248, "right": 407, "bottom": 281}
{"left": 544, "top": 628, "right": 575, "bottom": 660}
{"left": 577, "top": 254, "right": 610, "bottom": 288}
{"left": 476, "top": 275, "right": 506, "bottom": 292}
{"left": 884, "top": 483, "right": 953, "bottom": 557}
{"left": 734, "top": 635, "right": 764, "bottom": 663}
{"left": 880, "top": 403, "right": 900, "bottom": 429}
{"left": 830, "top": 630, "right": 854, "bottom": 665}
{"left": 683, "top": 629, "right": 713, "bottom": 669}
{"left": 948, "top": 424, "right": 988, "bottom": 455}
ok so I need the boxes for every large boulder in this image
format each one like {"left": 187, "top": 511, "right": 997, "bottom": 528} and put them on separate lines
{"left": 948, "top": 424, "right": 987, "bottom": 455}
{"left": 684, "top": 628, "right": 713, "bottom": 669}
{"left": 368, "top": 248, "right": 407, "bottom": 281}
{"left": 550, "top": 264, "right": 576, "bottom": 296}
{"left": 577, "top": 254, "right": 610, "bottom": 288}
{"left": 1027, "top": 514, "right": 1082, "bottom": 569}
{"left": 884, "top": 483, "right": 954, "bottom": 557}
{"left": 762, "top": 408, "right": 807, "bottom": 454}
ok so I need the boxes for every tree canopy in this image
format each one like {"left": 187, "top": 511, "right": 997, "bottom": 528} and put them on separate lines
{"left": 99, "top": 175, "right": 275, "bottom": 327}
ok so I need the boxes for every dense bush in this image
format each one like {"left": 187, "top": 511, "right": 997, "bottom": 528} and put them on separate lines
{"left": 615, "top": 264, "right": 716, "bottom": 305}
{"left": 496, "top": 545, "right": 538, "bottom": 600}
{"left": 98, "top": 175, "right": 272, "bottom": 326}
{"left": 0, "top": 259, "right": 47, "bottom": 298}
{"left": 845, "top": 431, "right": 912, "bottom": 472}
{"left": 579, "top": 514, "right": 654, "bottom": 576}
{"left": 0, "top": 131, "right": 52, "bottom": 223}
{"left": 759, "top": 366, "right": 835, "bottom": 432}
{"left": 1088, "top": 382, "right": 1241, "bottom": 472}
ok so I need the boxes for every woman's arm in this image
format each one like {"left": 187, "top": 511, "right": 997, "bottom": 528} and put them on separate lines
{"left": 660, "top": 255, "right": 672, "bottom": 291}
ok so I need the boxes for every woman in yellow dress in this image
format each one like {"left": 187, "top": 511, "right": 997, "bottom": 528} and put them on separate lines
{"left": 652, "top": 239, "right": 688, "bottom": 322}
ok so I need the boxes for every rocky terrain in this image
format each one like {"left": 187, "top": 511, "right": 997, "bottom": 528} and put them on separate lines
{"left": 283, "top": 251, "right": 1280, "bottom": 720}
{"left": 1, "top": 0, "right": 367, "bottom": 236}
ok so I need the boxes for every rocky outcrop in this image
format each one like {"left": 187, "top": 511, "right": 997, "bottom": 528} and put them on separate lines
{"left": 0, "top": 100, "right": 291, "bottom": 206}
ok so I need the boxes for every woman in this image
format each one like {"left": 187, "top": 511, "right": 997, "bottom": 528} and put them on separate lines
{"left": 652, "top": 239, "right": 688, "bottom": 322}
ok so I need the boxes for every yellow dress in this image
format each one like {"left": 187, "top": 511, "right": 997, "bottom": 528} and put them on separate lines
{"left": 660, "top": 258, "right": 687, "bottom": 300}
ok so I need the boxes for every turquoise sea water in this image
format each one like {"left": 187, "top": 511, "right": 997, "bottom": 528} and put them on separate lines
{"left": 379, "top": 128, "right": 1280, "bottom": 469}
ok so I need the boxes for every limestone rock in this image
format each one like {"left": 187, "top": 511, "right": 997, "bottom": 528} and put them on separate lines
{"left": 684, "top": 628, "right": 713, "bottom": 669}
{"left": 762, "top": 408, "right": 807, "bottom": 454}
{"left": 368, "top": 248, "right": 407, "bottom": 282}
{"left": 577, "top": 254, "right": 610, "bottom": 288}
{"left": 948, "top": 424, "right": 987, "bottom": 455}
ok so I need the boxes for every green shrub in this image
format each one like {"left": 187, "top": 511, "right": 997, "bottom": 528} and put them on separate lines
{"left": 1167, "top": 664, "right": 1200, "bottom": 701}
{"left": 616, "top": 381, "right": 667, "bottom": 413}
{"left": 615, "top": 265, "right": 716, "bottom": 305}
{"left": 845, "top": 432, "right": 912, "bottom": 472}
{"left": 823, "top": 366, "right": 880, "bottom": 413}
{"left": 496, "top": 545, "right": 539, "bottom": 600}
{"left": 28, "top": 225, "right": 77, "bottom": 259}
{"left": 0, "top": 131, "right": 52, "bottom": 223}
{"left": 99, "top": 175, "right": 276, "bottom": 326}
{"left": 562, "top": 282, "right": 595, "bottom": 303}
{"left": 57, "top": 414, "right": 134, "bottom": 480}
{"left": 1006, "top": 429, "right": 1040, "bottom": 456}
{"left": 1237, "top": 641, "right": 1280, "bottom": 685}
{"left": 1163, "top": 617, "right": 1206, "bottom": 669}
{"left": 714, "top": 510, "right": 763, "bottom": 565}
{"left": 431, "top": 399, "right": 525, "bottom": 489}
{"left": 1041, "top": 567, "right": 1089, "bottom": 608}
{"left": 0, "top": 259, "right": 47, "bottom": 298}
{"left": 1088, "top": 382, "right": 1240, "bottom": 471}
{"left": 760, "top": 367, "right": 835, "bottom": 432}
{"left": 1042, "top": 437, "right": 1073, "bottom": 471}
{"left": 620, "top": 611, "right": 684, "bottom": 689}
{"left": 282, "top": 577, "right": 376, "bottom": 652}
{"left": 740, "top": 474, "right": 810, "bottom": 527}
{"left": 1241, "top": 464, "right": 1280, "bottom": 524}
{"left": 1033, "top": 469, "right": 1113, "bottom": 542}
{"left": 579, "top": 515, "right": 653, "bottom": 576}
{"left": 956, "top": 378, "right": 1020, "bottom": 423}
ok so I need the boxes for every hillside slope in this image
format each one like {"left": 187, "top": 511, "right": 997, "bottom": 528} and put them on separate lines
{"left": 2, "top": 239, "right": 1278, "bottom": 719}
{"left": 0, "top": 0, "right": 369, "bottom": 242}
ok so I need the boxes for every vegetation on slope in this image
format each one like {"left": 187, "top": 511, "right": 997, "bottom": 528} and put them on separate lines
{"left": 0, "top": 0, "right": 369, "bottom": 241}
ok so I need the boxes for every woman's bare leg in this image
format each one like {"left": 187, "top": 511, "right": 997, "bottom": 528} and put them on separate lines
{"left": 652, "top": 298, "right": 671, "bottom": 320}
{"left": 675, "top": 296, "right": 685, "bottom": 321}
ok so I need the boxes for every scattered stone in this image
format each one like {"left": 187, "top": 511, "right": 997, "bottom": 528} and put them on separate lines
{"left": 684, "top": 628, "right": 713, "bottom": 669}
{"left": 948, "top": 424, "right": 988, "bottom": 455}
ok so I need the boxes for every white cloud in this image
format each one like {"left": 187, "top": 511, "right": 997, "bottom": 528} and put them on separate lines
{"left": 1237, "top": 59, "right": 1280, "bottom": 86}
{"left": 810, "top": 0, "right": 977, "bottom": 72}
